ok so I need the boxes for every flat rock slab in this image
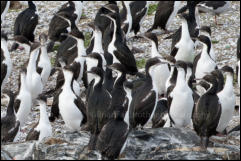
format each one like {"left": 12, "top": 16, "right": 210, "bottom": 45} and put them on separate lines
{"left": 1, "top": 128, "right": 240, "bottom": 160}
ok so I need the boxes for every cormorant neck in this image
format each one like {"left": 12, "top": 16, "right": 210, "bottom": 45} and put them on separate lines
{"left": 39, "top": 102, "right": 50, "bottom": 124}
{"left": 77, "top": 39, "right": 86, "bottom": 57}
{"left": 124, "top": 2, "right": 132, "bottom": 34}
{"left": 206, "top": 83, "right": 218, "bottom": 94}
{"left": 151, "top": 41, "right": 159, "bottom": 58}
{"left": 63, "top": 71, "right": 74, "bottom": 90}
{"left": 181, "top": 20, "right": 191, "bottom": 41}
{"left": 176, "top": 68, "right": 186, "bottom": 86}
{"left": 93, "top": 30, "right": 104, "bottom": 54}
{"left": 114, "top": 71, "right": 126, "bottom": 87}
{"left": 222, "top": 74, "right": 234, "bottom": 94}
{"left": 28, "top": 50, "right": 39, "bottom": 72}
{"left": 201, "top": 43, "right": 211, "bottom": 59}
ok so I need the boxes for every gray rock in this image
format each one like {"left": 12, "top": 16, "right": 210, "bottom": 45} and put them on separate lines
{"left": 1, "top": 128, "right": 240, "bottom": 160}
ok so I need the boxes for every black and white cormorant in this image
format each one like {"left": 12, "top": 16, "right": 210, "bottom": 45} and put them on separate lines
{"left": 57, "top": 64, "right": 87, "bottom": 131}
{"left": 168, "top": 61, "right": 194, "bottom": 128}
{"left": 14, "top": 68, "right": 32, "bottom": 128}
{"left": 121, "top": 1, "right": 149, "bottom": 36}
{"left": 37, "top": 33, "right": 51, "bottom": 86}
{"left": 1, "top": 32, "right": 12, "bottom": 91}
{"left": 170, "top": 13, "right": 196, "bottom": 64}
{"left": 200, "top": 26, "right": 216, "bottom": 61}
{"left": 148, "top": 1, "right": 181, "bottom": 33}
{"left": 102, "top": 10, "right": 138, "bottom": 75}
{"left": 129, "top": 58, "right": 162, "bottom": 129}
{"left": 87, "top": 67, "right": 112, "bottom": 150}
{"left": 26, "top": 95, "right": 52, "bottom": 143}
{"left": 139, "top": 32, "right": 170, "bottom": 96}
{"left": 167, "top": 2, "right": 199, "bottom": 53}
{"left": 96, "top": 105, "right": 129, "bottom": 160}
{"left": 26, "top": 43, "right": 43, "bottom": 101}
{"left": 237, "top": 36, "right": 240, "bottom": 89}
{"left": 193, "top": 35, "right": 217, "bottom": 94}
{"left": 1, "top": 90, "right": 20, "bottom": 143}
{"left": 108, "top": 63, "right": 128, "bottom": 118}
{"left": 47, "top": 1, "right": 81, "bottom": 52}
{"left": 192, "top": 74, "right": 222, "bottom": 149}
{"left": 216, "top": 66, "right": 236, "bottom": 134}
{"left": 1, "top": 1, "right": 10, "bottom": 24}
{"left": 197, "top": 1, "right": 231, "bottom": 25}
{"left": 13, "top": 1, "right": 38, "bottom": 44}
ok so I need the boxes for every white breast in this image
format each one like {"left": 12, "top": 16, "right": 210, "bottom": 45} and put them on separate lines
{"left": 16, "top": 91, "right": 32, "bottom": 127}
{"left": 59, "top": 89, "right": 83, "bottom": 131}
{"left": 169, "top": 84, "right": 194, "bottom": 128}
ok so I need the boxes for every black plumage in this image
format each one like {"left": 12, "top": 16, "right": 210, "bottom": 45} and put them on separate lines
{"left": 96, "top": 106, "right": 128, "bottom": 160}
{"left": 148, "top": 1, "right": 179, "bottom": 32}
{"left": 192, "top": 74, "right": 222, "bottom": 149}
{"left": 87, "top": 67, "right": 112, "bottom": 150}
{"left": 102, "top": 11, "right": 138, "bottom": 75}
{"left": 152, "top": 99, "right": 168, "bottom": 128}
{"left": 121, "top": 1, "right": 148, "bottom": 35}
{"left": 13, "top": 1, "right": 38, "bottom": 42}
{"left": 166, "top": 2, "right": 199, "bottom": 51}
{"left": 129, "top": 58, "right": 161, "bottom": 129}
{"left": 1, "top": 90, "right": 20, "bottom": 143}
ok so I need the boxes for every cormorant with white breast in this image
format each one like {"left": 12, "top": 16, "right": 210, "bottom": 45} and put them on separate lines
{"left": 148, "top": 1, "right": 181, "bottom": 33}
{"left": 25, "top": 43, "right": 43, "bottom": 102}
{"left": 14, "top": 68, "right": 32, "bottom": 128}
{"left": 170, "top": 13, "right": 196, "bottom": 64}
{"left": 96, "top": 105, "right": 129, "bottom": 160}
{"left": 193, "top": 35, "right": 217, "bottom": 95}
{"left": 139, "top": 32, "right": 170, "bottom": 97}
{"left": 168, "top": 61, "right": 194, "bottom": 128}
{"left": 26, "top": 95, "right": 52, "bottom": 143}
{"left": 216, "top": 66, "right": 236, "bottom": 134}
{"left": 129, "top": 58, "right": 162, "bottom": 129}
{"left": 167, "top": 2, "right": 199, "bottom": 54}
{"left": 57, "top": 64, "right": 87, "bottom": 131}
{"left": 1, "top": 32, "right": 12, "bottom": 91}
{"left": 192, "top": 74, "right": 222, "bottom": 149}
{"left": 1, "top": 90, "right": 20, "bottom": 143}
{"left": 199, "top": 26, "right": 216, "bottom": 61}
{"left": 37, "top": 33, "right": 51, "bottom": 86}
{"left": 102, "top": 9, "right": 138, "bottom": 75}
{"left": 87, "top": 67, "right": 112, "bottom": 150}
{"left": 121, "top": 1, "right": 149, "bottom": 36}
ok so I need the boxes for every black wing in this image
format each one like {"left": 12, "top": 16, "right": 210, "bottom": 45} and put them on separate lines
{"left": 96, "top": 121, "right": 128, "bottom": 160}
{"left": 192, "top": 53, "right": 201, "bottom": 76}
{"left": 134, "top": 90, "right": 156, "bottom": 127}
{"left": 25, "top": 123, "right": 40, "bottom": 141}
{"left": 74, "top": 97, "right": 87, "bottom": 125}
{"left": 114, "top": 44, "right": 137, "bottom": 75}
{"left": 49, "top": 89, "right": 62, "bottom": 122}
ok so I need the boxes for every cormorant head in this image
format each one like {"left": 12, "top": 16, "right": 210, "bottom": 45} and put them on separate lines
{"left": 198, "top": 35, "right": 211, "bottom": 54}
{"left": 200, "top": 26, "right": 212, "bottom": 37}
{"left": 108, "top": 63, "right": 127, "bottom": 75}
{"left": 221, "top": 65, "right": 234, "bottom": 76}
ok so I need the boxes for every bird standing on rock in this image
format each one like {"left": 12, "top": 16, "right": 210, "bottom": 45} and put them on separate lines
{"left": 192, "top": 74, "right": 222, "bottom": 149}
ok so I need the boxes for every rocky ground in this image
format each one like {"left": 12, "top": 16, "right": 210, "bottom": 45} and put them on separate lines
{"left": 1, "top": 1, "right": 240, "bottom": 160}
